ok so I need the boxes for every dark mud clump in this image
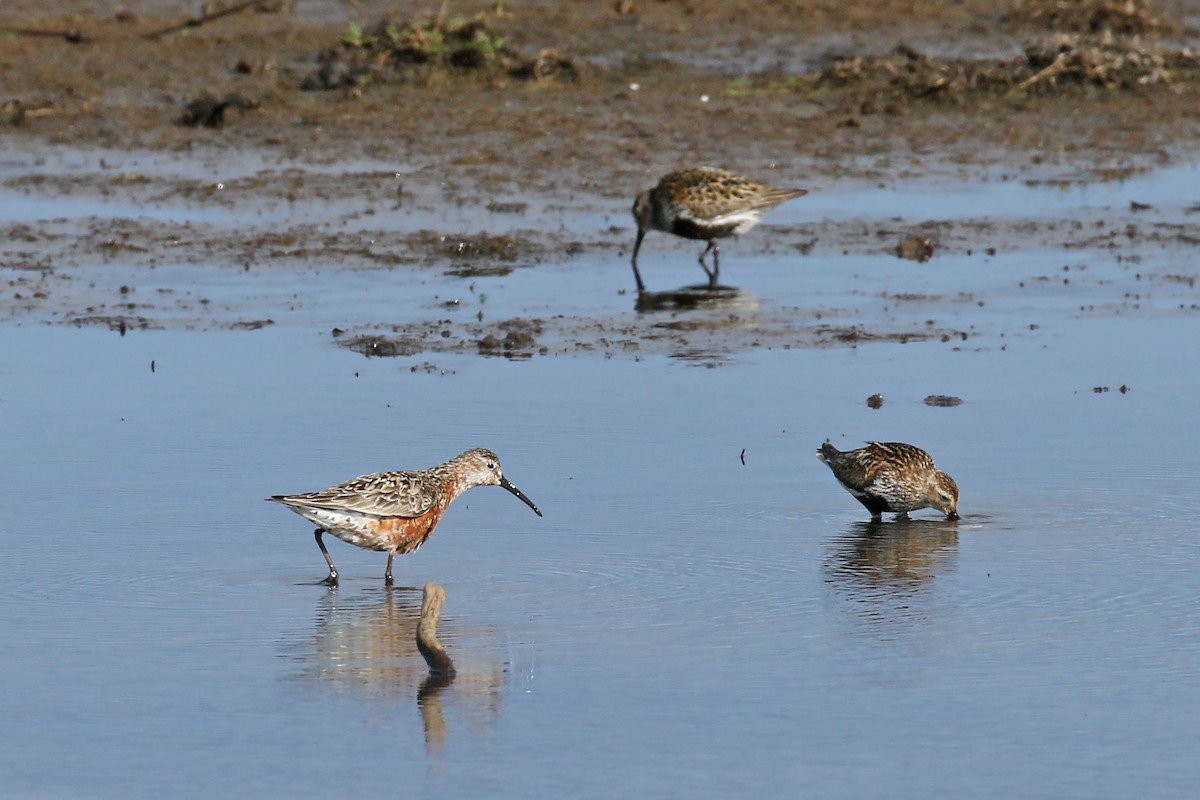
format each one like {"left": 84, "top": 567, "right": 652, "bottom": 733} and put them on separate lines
{"left": 341, "top": 334, "right": 424, "bottom": 358}
{"left": 228, "top": 319, "right": 274, "bottom": 330}
{"left": 866, "top": 393, "right": 885, "bottom": 409}
{"left": 301, "top": 8, "right": 579, "bottom": 91}
{"left": 814, "top": 325, "right": 954, "bottom": 346}
{"left": 478, "top": 319, "right": 542, "bottom": 359}
{"left": 443, "top": 232, "right": 544, "bottom": 277}
{"left": 177, "top": 92, "right": 258, "bottom": 128}
{"left": 445, "top": 233, "right": 521, "bottom": 261}
{"left": 896, "top": 237, "right": 934, "bottom": 262}
{"left": 68, "top": 315, "right": 155, "bottom": 334}
{"left": 924, "top": 394, "right": 964, "bottom": 407}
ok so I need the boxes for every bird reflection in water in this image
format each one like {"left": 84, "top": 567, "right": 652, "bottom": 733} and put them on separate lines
{"left": 634, "top": 284, "right": 743, "bottom": 313}
{"left": 416, "top": 583, "right": 454, "bottom": 752}
{"left": 632, "top": 284, "right": 764, "bottom": 364}
{"left": 283, "top": 583, "right": 507, "bottom": 754}
{"left": 824, "top": 519, "right": 959, "bottom": 630}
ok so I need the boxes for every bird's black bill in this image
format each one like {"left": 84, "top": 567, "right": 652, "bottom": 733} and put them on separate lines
{"left": 631, "top": 229, "right": 647, "bottom": 293}
{"left": 500, "top": 476, "right": 543, "bottom": 517}
{"left": 946, "top": 511, "right": 961, "bottom": 521}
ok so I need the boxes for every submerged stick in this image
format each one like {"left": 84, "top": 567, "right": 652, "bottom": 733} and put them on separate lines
{"left": 417, "top": 582, "right": 456, "bottom": 677}
{"left": 0, "top": 26, "right": 87, "bottom": 43}
{"left": 1015, "top": 53, "right": 1071, "bottom": 92}
{"left": 142, "top": 0, "right": 259, "bottom": 40}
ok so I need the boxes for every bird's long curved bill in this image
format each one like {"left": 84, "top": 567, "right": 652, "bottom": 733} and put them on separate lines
{"left": 500, "top": 476, "right": 543, "bottom": 517}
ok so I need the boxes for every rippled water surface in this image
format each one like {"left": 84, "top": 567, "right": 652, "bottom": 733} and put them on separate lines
{"left": 3, "top": 158, "right": 1200, "bottom": 797}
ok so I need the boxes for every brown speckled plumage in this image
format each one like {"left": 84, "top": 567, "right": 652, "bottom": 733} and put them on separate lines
{"left": 631, "top": 167, "right": 807, "bottom": 291}
{"left": 817, "top": 441, "right": 959, "bottom": 521}
{"left": 269, "top": 447, "right": 542, "bottom": 586}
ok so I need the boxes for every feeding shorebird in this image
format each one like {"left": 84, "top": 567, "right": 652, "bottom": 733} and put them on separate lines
{"left": 630, "top": 166, "right": 807, "bottom": 291}
{"left": 817, "top": 441, "right": 959, "bottom": 521}
{"left": 269, "top": 447, "right": 542, "bottom": 586}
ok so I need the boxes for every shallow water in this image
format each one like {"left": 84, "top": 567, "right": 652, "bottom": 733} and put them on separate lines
{"left": 2, "top": 297, "right": 1198, "bottom": 797}
{"left": 4, "top": 151, "right": 1200, "bottom": 796}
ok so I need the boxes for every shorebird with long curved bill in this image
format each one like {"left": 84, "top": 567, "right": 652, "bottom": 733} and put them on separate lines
{"left": 269, "top": 447, "right": 542, "bottom": 586}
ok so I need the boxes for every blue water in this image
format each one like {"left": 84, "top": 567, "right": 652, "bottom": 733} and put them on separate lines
{"left": 1, "top": 305, "right": 1197, "bottom": 797}
{"left": 3, "top": 146, "right": 1200, "bottom": 797}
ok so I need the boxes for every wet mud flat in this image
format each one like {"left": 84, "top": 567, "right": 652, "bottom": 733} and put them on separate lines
{"left": 2, "top": 0, "right": 1200, "bottom": 359}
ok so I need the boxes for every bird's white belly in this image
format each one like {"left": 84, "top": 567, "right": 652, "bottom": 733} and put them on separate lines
{"left": 286, "top": 505, "right": 377, "bottom": 545}
{"left": 710, "top": 209, "right": 764, "bottom": 235}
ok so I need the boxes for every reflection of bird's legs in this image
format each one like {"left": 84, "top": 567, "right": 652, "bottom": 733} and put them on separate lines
{"left": 698, "top": 240, "right": 719, "bottom": 286}
{"left": 385, "top": 553, "right": 395, "bottom": 587}
{"left": 314, "top": 529, "right": 339, "bottom": 586}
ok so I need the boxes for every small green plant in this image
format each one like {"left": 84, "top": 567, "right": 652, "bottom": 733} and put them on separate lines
{"left": 468, "top": 28, "right": 504, "bottom": 61}
{"left": 343, "top": 21, "right": 364, "bottom": 47}
{"left": 726, "top": 75, "right": 751, "bottom": 97}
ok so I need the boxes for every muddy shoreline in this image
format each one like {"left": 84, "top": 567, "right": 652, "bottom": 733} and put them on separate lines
{"left": 2, "top": 0, "right": 1199, "bottom": 359}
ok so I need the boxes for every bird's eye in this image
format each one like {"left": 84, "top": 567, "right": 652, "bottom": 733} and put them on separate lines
{"left": 486, "top": 462, "right": 496, "bottom": 470}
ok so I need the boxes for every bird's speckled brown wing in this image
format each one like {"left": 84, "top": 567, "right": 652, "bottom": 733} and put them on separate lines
{"left": 864, "top": 442, "right": 937, "bottom": 473}
{"left": 275, "top": 470, "right": 438, "bottom": 518}
{"left": 821, "top": 446, "right": 884, "bottom": 493}
{"left": 820, "top": 442, "right": 934, "bottom": 492}
{"left": 657, "top": 167, "right": 806, "bottom": 223}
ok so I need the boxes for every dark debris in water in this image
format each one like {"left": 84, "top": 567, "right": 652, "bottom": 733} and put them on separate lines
{"left": 68, "top": 314, "right": 156, "bottom": 333}
{"left": 896, "top": 237, "right": 934, "bottom": 262}
{"left": 177, "top": 92, "right": 258, "bottom": 128}
{"left": 409, "top": 362, "right": 454, "bottom": 375}
{"left": 445, "top": 233, "right": 521, "bottom": 261}
{"left": 866, "top": 393, "right": 884, "bottom": 409}
{"left": 393, "top": 229, "right": 543, "bottom": 274}
{"left": 445, "top": 264, "right": 515, "bottom": 278}
{"left": 478, "top": 318, "right": 542, "bottom": 359}
{"left": 923, "top": 394, "right": 964, "bottom": 407}
{"left": 486, "top": 201, "right": 528, "bottom": 214}
{"left": 813, "top": 325, "right": 952, "bottom": 346}
{"left": 340, "top": 334, "right": 424, "bottom": 358}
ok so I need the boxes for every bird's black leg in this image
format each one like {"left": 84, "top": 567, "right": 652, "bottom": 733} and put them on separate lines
{"left": 630, "top": 229, "right": 647, "bottom": 292}
{"left": 384, "top": 553, "right": 395, "bottom": 587}
{"left": 860, "top": 496, "right": 887, "bottom": 522}
{"left": 710, "top": 241, "right": 720, "bottom": 286}
{"left": 314, "top": 528, "right": 339, "bottom": 586}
